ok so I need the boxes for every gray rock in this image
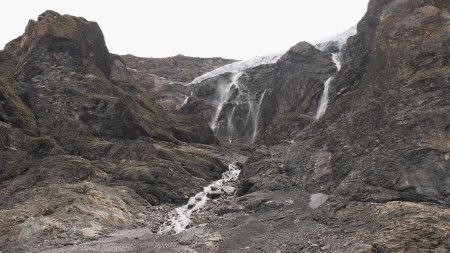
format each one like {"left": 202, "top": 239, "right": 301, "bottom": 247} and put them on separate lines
{"left": 309, "top": 193, "right": 329, "bottom": 209}
{"left": 222, "top": 186, "right": 235, "bottom": 195}
{"left": 207, "top": 191, "right": 224, "bottom": 199}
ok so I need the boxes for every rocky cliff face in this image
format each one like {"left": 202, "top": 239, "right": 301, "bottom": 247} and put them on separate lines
{"left": 0, "top": 10, "right": 236, "bottom": 251}
{"left": 122, "top": 54, "right": 235, "bottom": 83}
{"left": 1, "top": 0, "right": 449, "bottom": 252}
{"left": 120, "top": 54, "right": 234, "bottom": 112}
{"left": 182, "top": 42, "right": 336, "bottom": 144}
{"left": 233, "top": 0, "right": 450, "bottom": 251}
{"left": 287, "top": 0, "right": 450, "bottom": 204}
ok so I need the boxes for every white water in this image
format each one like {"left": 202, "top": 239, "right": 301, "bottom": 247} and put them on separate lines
{"left": 186, "top": 50, "right": 284, "bottom": 142}
{"left": 314, "top": 77, "right": 334, "bottom": 119}
{"left": 207, "top": 71, "right": 266, "bottom": 143}
{"left": 331, "top": 53, "right": 342, "bottom": 72}
{"left": 180, "top": 92, "right": 193, "bottom": 108}
{"left": 314, "top": 25, "right": 356, "bottom": 119}
{"left": 315, "top": 53, "right": 341, "bottom": 119}
{"left": 158, "top": 163, "right": 241, "bottom": 234}
{"left": 188, "top": 52, "right": 284, "bottom": 85}
{"left": 190, "top": 26, "right": 355, "bottom": 86}
{"left": 190, "top": 25, "right": 356, "bottom": 138}
{"left": 227, "top": 106, "right": 237, "bottom": 141}
{"left": 252, "top": 89, "right": 267, "bottom": 143}
{"left": 210, "top": 72, "right": 243, "bottom": 130}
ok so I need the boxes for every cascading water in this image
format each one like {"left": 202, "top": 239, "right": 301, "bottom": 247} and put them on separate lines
{"left": 314, "top": 25, "right": 356, "bottom": 119}
{"left": 252, "top": 89, "right": 267, "bottom": 143}
{"left": 227, "top": 106, "right": 237, "bottom": 141}
{"left": 210, "top": 72, "right": 243, "bottom": 131}
{"left": 207, "top": 71, "right": 268, "bottom": 143}
{"left": 180, "top": 92, "right": 193, "bottom": 108}
{"left": 186, "top": 51, "right": 283, "bottom": 143}
{"left": 315, "top": 53, "right": 341, "bottom": 119}
{"left": 158, "top": 163, "right": 241, "bottom": 234}
{"left": 315, "top": 77, "right": 334, "bottom": 119}
{"left": 331, "top": 53, "right": 342, "bottom": 72}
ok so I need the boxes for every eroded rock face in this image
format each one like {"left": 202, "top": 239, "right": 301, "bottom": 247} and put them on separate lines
{"left": 121, "top": 54, "right": 235, "bottom": 83}
{"left": 0, "top": 10, "right": 232, "bottom": 251}
{"left": 182, "top": 42, "right": 336, "bottom": 144}
{"left": 232, "top": 0, "right": 449, "bottom": 251}
{"left": 283, "top": 0, "right": 450, "bottom": 205}
{"left": 1, "top": 0, "right": 450, "bottom": 252}
{"left": 13, "top": 10, "right": 112, "bottom": 80}
{"left": 120, "top": 54, "right": 234, "bottom": 112}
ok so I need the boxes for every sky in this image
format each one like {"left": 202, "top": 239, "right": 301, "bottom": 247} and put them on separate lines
{"left": 1, "top": 0, "right": 369, "bottom": 60}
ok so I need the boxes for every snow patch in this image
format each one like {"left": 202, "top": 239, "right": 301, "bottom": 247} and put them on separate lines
{"left": 315, "top": 25, "right": 357, "bottom": 52}
{"left": 188, "top": 52, "right": 284, "bottom": 85}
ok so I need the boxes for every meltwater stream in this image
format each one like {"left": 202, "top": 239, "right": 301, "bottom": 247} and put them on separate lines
{"left": 314, "top": 53, "right": 341, "bottom": 119}
{"left": 158, "top": 163, "right": 241, "bottom": 234}
{"left": 207, "top": 71, "right": 268, "bottom": 143}
{"left": 184, "top": 51, "right": 285, "bottom": 143}
{"left": 210, "top": 73, "right": 243, "bottom": 131}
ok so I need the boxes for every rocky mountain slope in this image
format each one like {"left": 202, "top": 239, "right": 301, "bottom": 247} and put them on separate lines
{"left": 120, "top": 54, "right": 234, "bottom": 111}
{"left": 1, "top": 0, "right": 449, "bottom": 252}
{"left": 229, "top": 0, "right": 450, "bottom": 252}
{"left": 182, "top": 42, "right": 337, "bottom": 144}
{"left": 0, "top": 10, "right": 238, "bottom": 252}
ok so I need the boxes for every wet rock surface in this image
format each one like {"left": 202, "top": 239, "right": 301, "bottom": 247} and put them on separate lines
{"left": 182, "top": 42, "right": 336, "bottom": 144}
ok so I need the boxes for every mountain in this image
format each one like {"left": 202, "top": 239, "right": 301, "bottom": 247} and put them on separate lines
{"left": 1, "top": 0, "right": 449, "bottom": 252}
{"left": 215, "top": 1, "right": 450, "bottom": 252}
{"left": 181, "top": 42, "right": 338, "bottom": 144}
{"left": 120, "top": 54, "right": 234, "bottom": 111}
{"left": 0, "top": 10, "right": 238, "bottom": 251}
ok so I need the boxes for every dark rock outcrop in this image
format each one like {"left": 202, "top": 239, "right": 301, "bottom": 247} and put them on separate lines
{"left": 257, "top": 42, "right": 336, "bottom": 144}
{"left": 12, "top": 10, "right": 111, "bottom": 80}
{"left": 2, "top": 0, "right": 450, "bottom": 252}
{"left": 183, "top": 42, "right": 336, "bottom": 144}
{"left": 122, "top": 54, "right": 235, "bottom": 83}
{"left": 120, "top": 54, "right": 235, "bottom": 112}
{"left": 284, "top": 0, "right": 450, "bottom": 205}
{"left": 232, "top": 0, "right": 449, "bottom": 251}
{"left": 0, "top": 10, "right": 233, "bottom": 251}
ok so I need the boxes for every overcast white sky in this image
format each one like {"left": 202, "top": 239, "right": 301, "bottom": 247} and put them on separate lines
{"left": 1, "top": 0, "right": 369, "bottom": 60}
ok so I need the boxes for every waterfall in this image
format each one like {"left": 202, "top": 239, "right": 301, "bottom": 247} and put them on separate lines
{"left": 179, "top": 92, "right": 193, "bottom": 108}
{"left": 332, "top": 53, "right": 341, "bottom": 71}
{"left": 227, "top": 106, "right": 237, "bottom": 142}
{"left": 158, "top": 163, "right": 241, "bottom": 234}
{"left": 206, "top": 73, "right": 268, "bottom": 143}
{"left": 252, "top": 89, "right": 267, "bottom": 143}
{"left": 207, "top": 72, "right": 267, "bottom": 143}
{"left": 315, "top": 53, "right": 341, "bottom": 119}
{"left": 181, "top": 96, "right": 189, "bottom": 107}
{"left": 210, "top": 72, "right": 243, "bottom": 130}
{"left": 187, "top": 50, "right": 285, "bottom": 143}
{"left": 314, "top": 77, "right": 334, "bottom": 119}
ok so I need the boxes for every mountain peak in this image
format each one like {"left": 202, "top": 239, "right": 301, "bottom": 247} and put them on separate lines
{"left": 278, "top": 41, "right": 325, "bottom": 65}
{"left": 15, "top": 10, "right": 111, "bottom": 79}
